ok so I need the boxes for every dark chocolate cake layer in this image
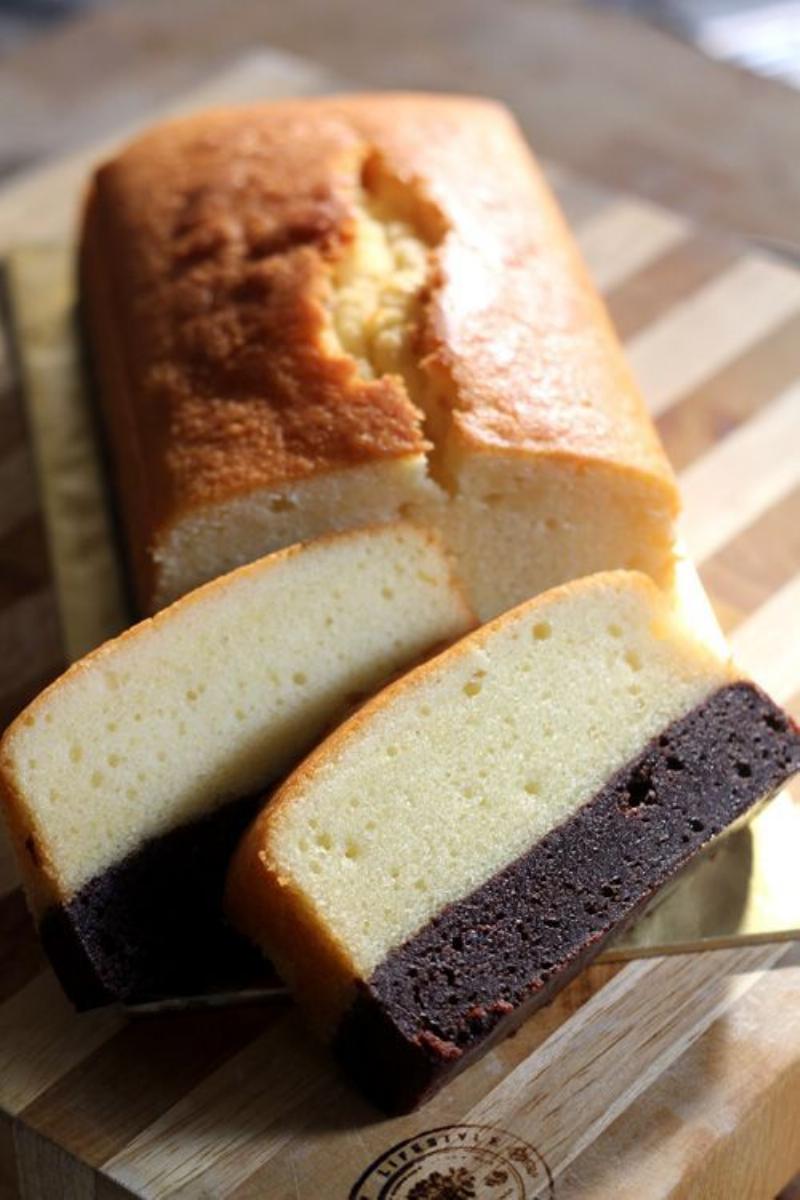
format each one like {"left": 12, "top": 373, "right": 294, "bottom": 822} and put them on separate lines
{"left": 40, "top": 793, "right": 273, "bottom": 1009}
{"left": 333, "top": 682, "right": 800, "bottom": 1113}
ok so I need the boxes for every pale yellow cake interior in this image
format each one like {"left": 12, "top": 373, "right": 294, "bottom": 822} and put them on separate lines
{"left": 420, "top": 454, "right": 676, "bottom": 622}
{"left": 323, "top": 179, "right": 431, "bottom": 384}
{"left": 153, "top": 166, "right": 677, "bottom": 619}
{"left": 265, "top": 572, "right": 736, "bottom": 980}
{"left": 152, "top": 458, "right": 441, "bottom": 611}
{"left": 2, "top": 525, "right": 472, "bottom": 909}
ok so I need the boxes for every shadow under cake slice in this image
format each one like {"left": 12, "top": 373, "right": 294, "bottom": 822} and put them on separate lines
{"left": 0, "top": 524, "right": 473, "bottom": 1008}
{"left": 226, "top": 570, "right": 800, "bottom": 1112}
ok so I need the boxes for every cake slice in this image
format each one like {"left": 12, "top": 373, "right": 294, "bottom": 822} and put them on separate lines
{"left": 0, "top": 524, "right": 473, "bottom": 1008}
{"left": 226, "top": 571, "right": 800, "bottom": 1112}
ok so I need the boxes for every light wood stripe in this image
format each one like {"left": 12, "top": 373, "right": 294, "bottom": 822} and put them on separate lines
{"left": 20, "top": 1006, "right": 279, "bottom": 1171}
{"left": 0, "top": 974, "right": 123, "bottom": 1115}
{"left": 730, "top": 574, "right": 800, "bottom": 703}
{"left": 464, "top": 944, "right": 787, "bottom": 1189}
{"left": 104, "top": 1013, "right": 327, "bottom": 1198}
{"left": 700, "top": 485, "right": 800, "bottom": 635}
{"left": 626, "top": 257, "right": 800, "bottom": 416}
{"left": 575, "top": 200, "right": 688, "bottom": 293}
{"left": 606, "top": 232, "right": 738, "bottom": 343}
{"left": 547, "top": 165, "right": 610, "bottom": 229}
{"left": 231, "top": 954, "right": 798, "bottom": 1200}
{"left": 558, "top": 945, "right": 800, "bottom": 1199}
{"left": 679, "top": 381, "right": 800, "bottom": 564}
{"left": 8, "top": 245, "right": 128, "bottom": 662}
{"left": 657, "top": 310, "right": 800, "bottom": 473}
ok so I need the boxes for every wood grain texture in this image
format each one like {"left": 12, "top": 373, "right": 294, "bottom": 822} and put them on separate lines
{"left": 700, "top": 487, "right": 800, "bottom": 634}
{"left": 13, "top": 1127, "right": 97, "bottom": 1200}
{"left": 558, "top": 945, "right": 800, "bottom": 1199}
{"left": 0, "top": 52, "right": 343, "bottom": 257}
{"left": 626, "top": 258, "right": 800, "bottom": 417}
{"left": 1, "top": 0, "right": 800, "bottom": 246}
{"left": 680, "top": 381, "right": 800, "bottom": 564}
{"left": 0, "top": 52, "right": 798, "bottom": 1200}
{"left": 7, "top": 246, "right": 127, "bottom": 660}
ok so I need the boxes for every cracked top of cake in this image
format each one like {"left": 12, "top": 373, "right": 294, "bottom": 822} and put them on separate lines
{"left": 82, "top": 95, "right": 678, "bottom": 600}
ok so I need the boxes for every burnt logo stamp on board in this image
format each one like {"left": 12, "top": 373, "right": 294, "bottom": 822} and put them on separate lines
{"left": 350, "top": 1124, "right": 554, "bottom": 1199}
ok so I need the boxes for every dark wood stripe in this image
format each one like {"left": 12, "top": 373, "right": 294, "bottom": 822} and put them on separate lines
{"left": 0, "top": 888, "right": 43, "bottom": 1006}
{"left": 700, "top": 487, "right": 800, "bottom": 635}
{"left": 95, "top": 1175, "right": 136, "bottom": 1200}
{"left": 0, "top": 447, "right": 38, "bottom": 548}
{"left": 0, "top": 662, "right": 63, "bottom": 731}
{"left": 608, "top": 233, "right": 737, "bottom": 341}
{"left": 0, "top": 1111, "right": 17, "bottom": 1200}
{"left": 20, "top": 1001, "right": 288, "bottom": 1168}
{"left": 0, "top": 586, "right": 63, "bottom": 724}
{"left": 0, "top": 514, "right": 51, "bottom": 608}
{"left": 0, "top": 308, "right": 30, "bottom": 455}
{"left": 658, "top": 311, "right": 800, "bottom": 472}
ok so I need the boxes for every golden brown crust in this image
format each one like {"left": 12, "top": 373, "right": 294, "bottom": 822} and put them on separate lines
{"left": 82, "top": 94, "right": 678, "bottom": 609}
{"left": 0, "top": 763, "right": 57, "bottom": 918}
{"left": 225, "top": 822, "right": 359, "bottom": 1035}
{"left": 82, "top": 182, "right": 160, "bottom": 609}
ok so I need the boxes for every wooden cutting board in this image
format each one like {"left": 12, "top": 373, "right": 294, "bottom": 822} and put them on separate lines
{"left": 1, "top": 53, "right": 799, "bottom": 1200}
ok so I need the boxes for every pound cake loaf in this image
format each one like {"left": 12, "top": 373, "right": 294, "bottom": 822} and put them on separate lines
{"left": 0, "top": 525, "right": 472, "bottom": 1008}
{"left": 226, "top": 571, "right": 800, "bottom": 1112}
{"left": 82, "top": 94, "right": 679, "bottom": 617}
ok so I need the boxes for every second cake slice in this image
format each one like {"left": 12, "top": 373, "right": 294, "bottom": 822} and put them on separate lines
{"left": 0, "top": 524, "right": 472, "bottom": 1008}
{"left": 227, "top": 571, "right": 800, "bottom": 1111}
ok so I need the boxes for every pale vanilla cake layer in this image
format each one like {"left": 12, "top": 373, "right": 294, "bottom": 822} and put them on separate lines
{"left": 153, "top": 459, "right": 441, "bottom": 611}
{"left": 261, "top": 572, "right": 736, "bottom": 980}
{"left": 0, "top": 525, "right": 472, "bottom": 911}
{"left": 156, "top": 453, "right": 674, "bottom": 623}
{"left": 419, "top": 454, "right": 676, "bottom": 622}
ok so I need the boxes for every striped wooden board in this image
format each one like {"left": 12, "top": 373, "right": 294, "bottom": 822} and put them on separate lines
{"left": 0, "top": 54, "right": 799, "bottom": 1200}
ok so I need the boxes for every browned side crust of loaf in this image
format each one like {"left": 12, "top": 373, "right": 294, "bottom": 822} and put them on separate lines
{"left": 81, "top": 94, "right": 678, "bottom": 610}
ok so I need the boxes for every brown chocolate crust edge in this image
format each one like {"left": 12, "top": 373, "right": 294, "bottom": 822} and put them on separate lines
{"left": 332, "top": 682, "right": 800, "bottom": 1113}
{"left": 39, "top": 793, "right": 276, "bottom": 1009}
